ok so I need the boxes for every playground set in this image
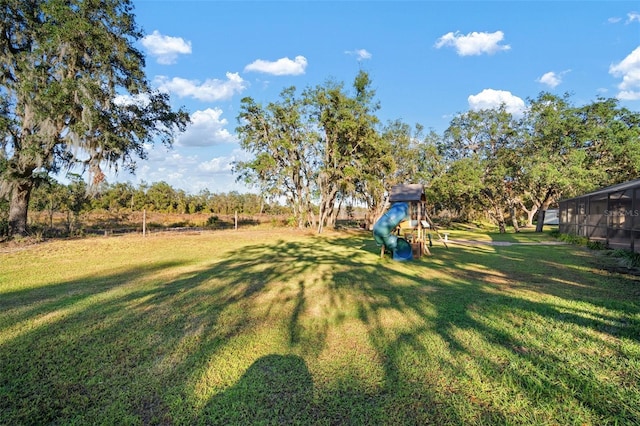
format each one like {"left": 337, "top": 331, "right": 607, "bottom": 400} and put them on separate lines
{"left": 372, "top": 184, "right": 447, "bottom": 261}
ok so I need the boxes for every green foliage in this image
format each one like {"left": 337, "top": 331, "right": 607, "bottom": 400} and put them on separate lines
{"left": 0, "top": 0, "right": 189, "bottom": 237}
{"left": 205, "top": 215, "right": 219, "bottom": 226}
{"left": 607, "top": 248, "right": 640, "bottom": 268}
{"left": 235, "top": 87, "right": 316, "bottom": 229}
{"left": 430, "top": 92, "right": 640, "bottom": 231}
{"left": 553, "top": 232, "right": 607, "bottom": 251}
{"left": 586, "top": 240, "right": 607, "bottom": 250}
{"left": 31, "top": 180, "right": 278, "bottom": 218}
{"left": 556, "top": 232, "right": 589, "bottom": 246}
{"left": 236, "top": 71, "right": 388, "bottom": 232}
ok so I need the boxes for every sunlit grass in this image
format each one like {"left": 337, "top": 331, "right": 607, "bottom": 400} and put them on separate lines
{"left": 1, "top": 228, "right": 639, "bottom": 425}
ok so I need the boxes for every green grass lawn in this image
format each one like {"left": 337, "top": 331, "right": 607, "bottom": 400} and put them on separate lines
{"left": 1, "top": 228, "right": 639, "bottom": 425}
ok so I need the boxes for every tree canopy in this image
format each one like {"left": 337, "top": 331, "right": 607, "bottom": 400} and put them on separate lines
{"left": 0, "top": 0, "right": 189, "bottom": 236}
{"left": 235, "top": 83, "right": 640, "bottom": 233}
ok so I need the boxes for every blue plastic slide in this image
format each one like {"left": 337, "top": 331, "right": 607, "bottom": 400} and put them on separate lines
{"left": 372, "top": 202, "right": 413, "bottom": 261}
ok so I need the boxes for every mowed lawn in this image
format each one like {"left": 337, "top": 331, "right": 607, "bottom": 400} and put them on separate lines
{"left": 1, "top": 228, "right": 639, "bottom": 425}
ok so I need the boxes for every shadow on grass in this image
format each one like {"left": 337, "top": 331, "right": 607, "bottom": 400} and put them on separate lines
{"left": 0, "top": 230, "right": 639, "bottom": 424}
{"left": 200, "top": 354, "right": 313, "bottom": 424}
{"left": 342, "top": 234, "right": 640, "bottom": 423}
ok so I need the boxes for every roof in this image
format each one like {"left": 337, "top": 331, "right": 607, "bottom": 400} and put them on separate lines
{"left": 389, "top": 184, "right": 425, "bottom": 202}
{"left": 560, "top": 178, "right": 640, "bottom": 203}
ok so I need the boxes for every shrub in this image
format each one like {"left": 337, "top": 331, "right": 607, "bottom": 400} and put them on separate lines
{"left": 607, "top": 248, "right": 640, "bottom": 269}
{"left": 586, "top": 240, "right": 607, "bottom": 250}
{"left": 206, "top": 215, "right": 219, "bottom": 227}
{"left": 557, "top": 233, "right": 589, "bottom": 246}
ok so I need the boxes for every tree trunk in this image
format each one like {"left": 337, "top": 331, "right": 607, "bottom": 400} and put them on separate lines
{"left": 535, "top": 210, "right": 546, "bottom": 233}
{"left": 525, "top": 207, "right": 537, "bottom": 227}
{"left": 330, "top": 197, "right": 343, "bottom": 226}
{"left": 535, "top": 197, "right": 554, "bottom": 232}
{"left": 8, "top": 180, "right": 34, "bottom": 237}
{"left": 495, "top": 207, "right": 506, "bottom": 233}
{"left": 519, "top": 202, "right": 538, "bottom": 227}
{"left": 317, "top": 185, "right": 339, "bottom": 234}
{"left": 510, "top": 205, "right": 520, "bottom": 232}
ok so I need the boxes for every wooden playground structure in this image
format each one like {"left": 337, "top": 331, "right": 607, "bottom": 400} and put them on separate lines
{"left": 384, "top": 184, "right": 448, "bottom": 259}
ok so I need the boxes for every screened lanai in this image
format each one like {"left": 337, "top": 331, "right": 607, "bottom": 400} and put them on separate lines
{"left": 558, "top": 178, "right": 640, "bottom": 252}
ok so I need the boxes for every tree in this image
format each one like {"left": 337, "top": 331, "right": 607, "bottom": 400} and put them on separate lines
{"left": 519, "top": 93, "right": 592, "bottom": 232}
{"left": 361, "top": 121, "right": 442, "bottom": 228}
{"left": 577, "top": 97, "right": 640, "bottom": 186}
{"left": 61, "top": 174, "right": 90, "bottom": 234}
{"left": 0, "top": 0, "right": 189, "bottom": 237}
{"left": 235, "top": 87, "right": 317, "bottom": 228}
{"left": 306, "top": 71, "right": 382, "bottom": 233}
{"left": 236, "top": 71, "right": 383, "bottom": 232}
{"left": 89, "top": 181, "right": 136, "bottom": 212}
{"left": 441, "top": 106, "right": 521, "bottom": 232}
{"left": 145, "top": 181, "right": 176, "bottom": 212}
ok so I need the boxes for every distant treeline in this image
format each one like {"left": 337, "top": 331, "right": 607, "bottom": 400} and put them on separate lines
{"left": 0, "top": 178, "right": 296, "bottom": 237}
{"left": 28, "top": 179, "right": 291, "bottom": 216}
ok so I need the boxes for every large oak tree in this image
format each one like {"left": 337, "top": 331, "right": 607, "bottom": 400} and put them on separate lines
{"left": 235, "top": 71, "right": 386, "bottom": 233}
{"left": 235, "top": 87, "right": 317, "bottom": 229}
{"left": 441, "top": 106, "right": 521, "bottom": 232}
{"left": 0, "top": 0, "right": 189, "bottom": 236}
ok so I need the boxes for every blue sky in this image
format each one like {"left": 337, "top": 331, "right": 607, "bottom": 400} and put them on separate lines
{"left": 105, "top": 1, "right": 640, "bottom": 195}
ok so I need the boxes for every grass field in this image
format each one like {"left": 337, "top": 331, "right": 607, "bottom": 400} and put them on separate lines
{"left": 1, "top": 227, "right": 639, "bottom": 425}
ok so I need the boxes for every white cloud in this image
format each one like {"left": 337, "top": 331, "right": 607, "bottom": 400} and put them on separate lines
{"left": 345, "top": 49, "right": 372, "bottom": 61}
{"left": 627, "top": 12, "right": 640, "bottom": 23}
{"left": 539, "top": 72, "right": 560, "bottom": 88}
{"left": 617, "top": 91, "right": 640, "bottom": 101}
{"left": 536, "top": 70, "right": 570, "bottom": 88}
{"left": 177, "top": 108, "right": 236, "bottom": 147}
{"left": 609, "top": 46, "right": 640, "bottom": 101}
{"left": 153, "top": 72, "right": 247, "bottom": 102}
{"left": 198, "top": 156, "right": 234, "bottom": 174}
{"left": 468, "top": 89, "right": 525, "bottom": 116}
{"left": 110, "top": 147, "right": 250, "bottom": 194}
{"left": 610, "top": 12, "right": 640, "bottom": 25}
{"left": 141, "top": 30, "right": 192, "bottom": 65}
{"left": 434, "top": 31, "right": 510, "bottom": 56}
{"left": 244, "top": 56, "right": 307, "bottom": 75}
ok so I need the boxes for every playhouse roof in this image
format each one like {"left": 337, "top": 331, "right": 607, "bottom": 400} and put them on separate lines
{"left": 389, "top": 184, "right": 425, "bottom": 202}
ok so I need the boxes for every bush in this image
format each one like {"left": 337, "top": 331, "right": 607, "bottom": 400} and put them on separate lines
{"left": 286, "top": 216, "right": 298, "bottom": 227}
{"left": 607, "top": 248, "right": 640, "bottom": 269}
{"left": 556, "top": 233, "right": 589, "bottom": 246}
{"left": 586, "top": 240, "right": 607, "bottom": 250}
{"left": 554, "top": 233, "right": 607, "bottom": 251}
{"left": 206, "top": 215, "right": 219, "bottom": 226}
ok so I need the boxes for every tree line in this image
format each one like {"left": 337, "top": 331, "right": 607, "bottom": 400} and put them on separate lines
{"left": 235, "top": 74, "right": 640, "bottom": 233}
{"left": 28, "top": 178, "right": 283, "bottom": 216}
{"left": 0, "top": 176, "right": 286, "bottom": 237}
